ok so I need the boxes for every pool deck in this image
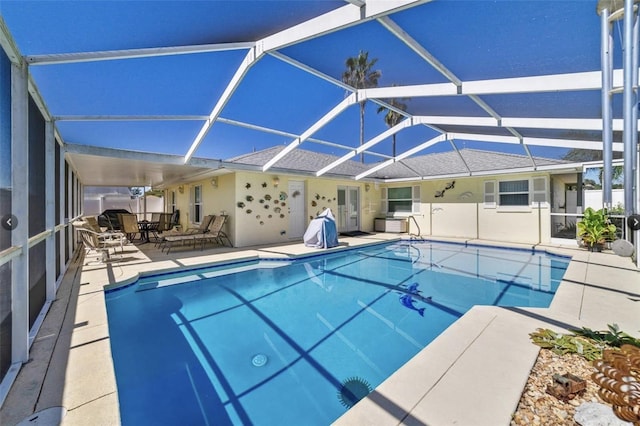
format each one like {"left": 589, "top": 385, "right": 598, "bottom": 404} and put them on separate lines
{"left": 1, "top": 234, "right": 638, "bottom": 426}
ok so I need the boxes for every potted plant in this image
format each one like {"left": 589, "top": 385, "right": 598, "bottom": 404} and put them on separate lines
{"left": 577, "top": 207, "right": 617, "bottom": 252}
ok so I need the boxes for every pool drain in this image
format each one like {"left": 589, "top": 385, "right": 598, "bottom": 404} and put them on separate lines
{"left": 337, "top": 376, "right": 372, "bottom": 408}
{"left": 252, "top": 353, "right": 268, "bottom": 367}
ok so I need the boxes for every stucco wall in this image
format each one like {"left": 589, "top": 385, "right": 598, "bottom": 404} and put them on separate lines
{"left": 233, "top": 171, "right": 291, "bottom": 248}
{"left": 396, "top": 174, "right": 552, "bottom": 245}
{"left": 166, "top": 171, "right": 553, "bottom": 248}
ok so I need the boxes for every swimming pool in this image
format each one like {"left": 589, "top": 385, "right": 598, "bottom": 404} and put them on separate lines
{"left": 105, "top": 241, "right": 570, "bottom": 425}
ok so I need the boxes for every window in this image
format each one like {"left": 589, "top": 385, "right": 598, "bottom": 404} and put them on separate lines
{"left": 484, "top": 177, "right": 547, "bottom": 207}
{"left": 499, "top": 180, "right": 529, "bottom": 206}
{"left": 381, "top": 185, "right": 420, "bottom": 214}
{"left": 190, "top": 185, "right": 202, "bottom": 223}
{"left": 168, "top": 190, "right": 176, "bottom": 213}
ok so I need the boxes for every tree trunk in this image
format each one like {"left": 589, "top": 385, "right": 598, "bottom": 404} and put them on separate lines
{"left": 360, "top": 101, "right": 365, "bottom": 163}
{"left": 392, "top": 134, "right": 396, "bottom": 157}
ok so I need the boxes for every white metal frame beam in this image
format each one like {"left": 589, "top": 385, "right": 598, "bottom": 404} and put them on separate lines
{"left": 185, "top": 0, "right": 430, "bottom": 163}
{"left": 262, "top": 93, "right": 358, "bottom": 171}
{"left": 25, "top": 42, "right": 255, "bottom": 66}
{"left": 261, "top": 1, "right": 431, "bottom": 52}
{"left": 44, "top": 121, "right": 56, "bottom": 301}
{"left": 184, "top": 47, "right": 262, "bottom": 162}
{"left": 11, "top": 60, "right": 29, "bottom": 364}
{"left": 413, "top": 115, "right": 627, "bottom": 131}
{"left": 316, "top": 118, "right": 413, "bottom": 176}
{"left": 364, "top": 70, "right": 622, "bottom": 99}
{"left": 355, "top": 134, "right": 447, "bottom": 180}
{"left": 0, "top": 16, "right": 21, "bottom": 64}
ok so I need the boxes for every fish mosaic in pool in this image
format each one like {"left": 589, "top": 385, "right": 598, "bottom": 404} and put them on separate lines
{"left": 105, "top": 241, "right": 570, "bottom": 425}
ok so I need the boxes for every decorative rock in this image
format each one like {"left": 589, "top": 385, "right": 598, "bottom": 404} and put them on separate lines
{"left": 612, "top": 239, "right": 634, "bottom": 257}
{"left": 574, "top": 402, "right": 633, "bottom": 426}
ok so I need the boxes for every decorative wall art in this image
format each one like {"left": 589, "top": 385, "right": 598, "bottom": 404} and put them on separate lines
{"left": 242, "top": 180, "right": 289, "bottom": 228}
{"left": 434, "top": 181, "right": 455, "bottom": 198}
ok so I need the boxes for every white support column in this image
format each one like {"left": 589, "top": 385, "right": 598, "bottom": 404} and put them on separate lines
{"left": 44, "top": 121, "right": 55, "bottom": 301}
{"left": 11, "top": 60, "right": 28, "bottom": 364}
{"left": 623, "top": 0, "right": 638, "bottom": 218}
{"left": 67, "top": 161, "right": 73, "bottom": 253}
{"left": 58, "top": 149, "right": 66, "bottom": 279}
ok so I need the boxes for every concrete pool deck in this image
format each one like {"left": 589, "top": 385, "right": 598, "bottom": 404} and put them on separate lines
{"left": 1, "top": 234, "right": 638, "bottom": 425}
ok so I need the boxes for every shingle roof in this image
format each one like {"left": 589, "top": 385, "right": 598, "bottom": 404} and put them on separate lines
{"left": 227, "top": 147, "right": 571, "bottom": 180}
{"left": 368, "top": 149, "right": 569, "bottom": 179}
{"left": 226, "top": 146, "right": 371, "bottom": 177}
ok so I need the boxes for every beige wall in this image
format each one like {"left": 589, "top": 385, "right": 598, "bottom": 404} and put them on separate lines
{"left": 233, "top": 171, "right": 291, "bottom": 247}
{"left": 165, "top": 170, "right": 554, "bottom": 247}
{"left": 388, "top": 173, "right": 552, "bottom": 245}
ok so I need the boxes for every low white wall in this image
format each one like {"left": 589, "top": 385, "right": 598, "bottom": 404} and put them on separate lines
{"left": 408, "top": 203, "right": 551, "bottom": 245}
{"left": 478, "top": 206, "right": 550, "bottom": 244}
{"left": 431, "top": 203, "right": 478, "bottom": 239}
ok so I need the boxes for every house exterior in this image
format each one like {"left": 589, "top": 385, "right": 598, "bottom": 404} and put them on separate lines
{"left": 162, "top": 147, "right": 580, "bottom": 248}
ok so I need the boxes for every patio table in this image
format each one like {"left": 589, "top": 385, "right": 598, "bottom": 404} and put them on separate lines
{"left": 137, "top": 220, "right": 160, "bottom": 243}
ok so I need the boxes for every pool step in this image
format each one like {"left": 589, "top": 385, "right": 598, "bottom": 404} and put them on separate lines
{"left": 136, "top": 260, "right": 291, "bottom": 291}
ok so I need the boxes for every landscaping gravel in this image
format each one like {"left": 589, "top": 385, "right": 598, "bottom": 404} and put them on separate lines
{"left": 511, "top": 349, "right": 612, "bottom": 426}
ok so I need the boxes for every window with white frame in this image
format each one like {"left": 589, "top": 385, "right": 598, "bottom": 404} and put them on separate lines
{"left": 190, "top": 185, "right": 202, "bottom": 223}
{"left": 381, "top": 185, "right": 421, "bottom": 214}
{"left": 484, "top": 177, "right": 547, "bottom": 207}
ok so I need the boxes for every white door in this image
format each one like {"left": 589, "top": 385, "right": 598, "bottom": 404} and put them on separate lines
{"left": 288, "top": 181, "right": 306, "bottom": 239}
{"left": 337, "top": 186, "right": 359, "bottom": 233}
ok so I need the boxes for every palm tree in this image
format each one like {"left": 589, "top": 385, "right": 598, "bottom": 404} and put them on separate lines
{"left": 376, "top": 93, "right": 408, "bottom": 157}
{"left": 342, "top": 51, "right": 382, "bottom": 162}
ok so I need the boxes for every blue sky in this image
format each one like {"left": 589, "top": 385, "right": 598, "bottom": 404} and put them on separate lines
{"left": 0, "top": 0, "right": 616, "bottom": 163}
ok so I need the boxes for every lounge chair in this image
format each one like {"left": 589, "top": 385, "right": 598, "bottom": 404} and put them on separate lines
{"left": 195, "top": 215, "right": 232, "bottom": 248}
{"left": 158, "top": 215, "right": 214, "bottom": 250}
{"left": 162, "top": 215, "right": 227, "bottom": 253}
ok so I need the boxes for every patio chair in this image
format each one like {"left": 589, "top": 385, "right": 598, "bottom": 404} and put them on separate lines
{"left": 73, "top": 223, "right": 124, "bottom": 262}
{"left": 158, "top": 213, "right": 173, "bottom": 231}
{"left": 79, "top": 216, "right": 127, "bottom": 247}
{"left": 170, "top": 209, "right": 180, "bottom": 229}
{"left": 119, "top": 213, "right": 141, "bottom": 242}
{"left": 195, "top": 215, "right": 232, "bottom": 249}
{"left": 85, "top": 215, "right": 126, "bottom": 238}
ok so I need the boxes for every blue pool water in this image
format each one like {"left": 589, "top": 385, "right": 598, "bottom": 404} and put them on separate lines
{"left": 105, "top": 241, "right": 570, "bottom": 425}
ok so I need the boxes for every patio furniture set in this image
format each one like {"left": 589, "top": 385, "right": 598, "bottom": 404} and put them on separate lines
{"left": 73, "top": 212, "right": 231, "bottom": 262}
